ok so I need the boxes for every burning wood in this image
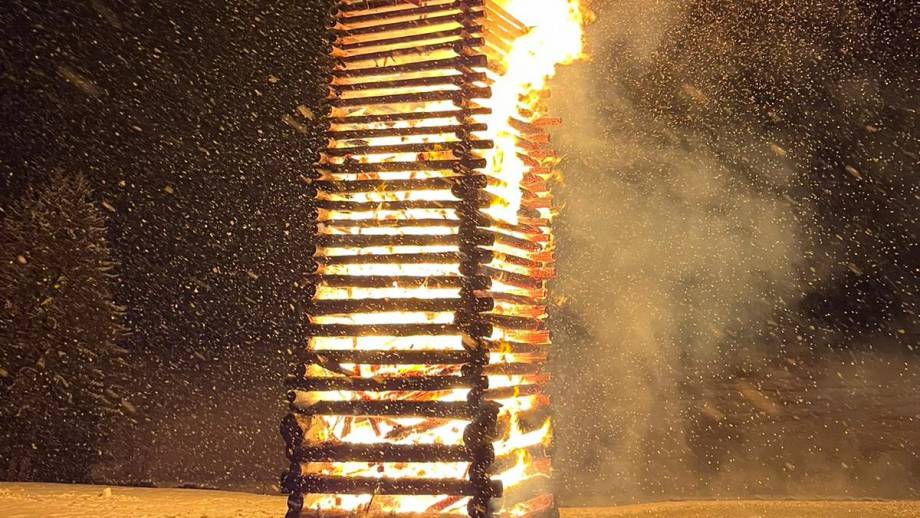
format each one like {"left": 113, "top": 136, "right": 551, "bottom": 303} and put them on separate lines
{"left": 282, "top": 0, "right": 585, "bottom": 516}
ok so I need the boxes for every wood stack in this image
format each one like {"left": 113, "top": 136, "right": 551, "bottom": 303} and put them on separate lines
{"left": 282, "top": 1, "right": 559, "bottom": 516}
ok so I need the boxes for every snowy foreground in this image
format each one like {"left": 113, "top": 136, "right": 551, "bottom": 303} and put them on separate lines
{"left": 2, "top": 483, "right": 919, "bottom": 518}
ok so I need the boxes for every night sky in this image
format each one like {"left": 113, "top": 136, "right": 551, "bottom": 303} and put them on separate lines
{"left": 2, "top": 0, "right": 331, "bottom": 489}
{"left": 1, "top": 0, "right": 918, "bottom": 503}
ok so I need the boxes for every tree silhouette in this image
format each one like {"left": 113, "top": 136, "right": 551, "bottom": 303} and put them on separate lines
{"left": 0, "top": 172, "right": 133, "bottom": 482}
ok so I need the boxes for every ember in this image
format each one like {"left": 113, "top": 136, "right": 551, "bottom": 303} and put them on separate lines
{"left": 281, "top": 1, "right": 585, "bottom": 516}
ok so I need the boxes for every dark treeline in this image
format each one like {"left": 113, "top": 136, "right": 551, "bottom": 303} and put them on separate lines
{"left": 1, "top": 172, "right": 132, "bottom": 482}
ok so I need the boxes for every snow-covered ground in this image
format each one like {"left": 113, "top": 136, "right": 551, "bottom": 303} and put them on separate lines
{"left": 0, "top": 483, "right": 282, "bottom": 518}
{"left": 1, "top": 483, "right": 919, "bottom": 517}
{"left": 569, "top": 500, "right": 920, "bottom": 518}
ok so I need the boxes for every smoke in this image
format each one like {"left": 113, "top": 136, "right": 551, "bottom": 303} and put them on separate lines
{"left": 545, "top": 0, "right": 918, "bottom": 504}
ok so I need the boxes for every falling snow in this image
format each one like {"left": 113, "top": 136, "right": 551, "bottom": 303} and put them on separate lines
{"left": 0, "top": 0, "right": 917, "bottom": 513}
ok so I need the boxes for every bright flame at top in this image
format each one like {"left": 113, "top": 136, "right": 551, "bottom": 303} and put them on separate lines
{"left": 482, "top": 0, "right": 586, "bottom": 223}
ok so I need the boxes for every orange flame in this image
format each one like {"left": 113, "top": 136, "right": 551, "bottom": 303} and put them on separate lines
{"left": 480, "top": 0, "right": 586, "bottom": 223}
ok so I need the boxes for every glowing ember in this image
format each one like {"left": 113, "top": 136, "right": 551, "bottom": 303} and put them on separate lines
{"left": 281, "top": 1, "right": 586, "bottom": 516}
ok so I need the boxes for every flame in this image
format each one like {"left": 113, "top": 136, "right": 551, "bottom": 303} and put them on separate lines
{"left": 294, "top": 1, "right": 587, "bottom": 515}
{"left": 480, "top": 0, "right": 586, "bottom": 224}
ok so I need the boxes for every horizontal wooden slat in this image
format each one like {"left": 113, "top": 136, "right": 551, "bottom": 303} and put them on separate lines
{"left": 316, "top": 233, "right": 493, "bottom": 248}
{"left": 292, "top": 400, "right": 477, "bottom": 419}
{"left": 293, "top": 475, "right": 502, "bottom": 497}
{"left": 337, "top": 39, "right": 483, "bottom": 64}
{"left": 325, "top": 138, "right": 492, "bottom": 157}
{"left": 330, "top": 87, "right": 490, "bottom": 108}
{"left": 336, "top": 26, "right": 481, "bottom": 52}
{"left": 338, "top": 0, "right": 482, "bottom": 13}
{"left": 482, "top": 362, "right": 543, "bottom": 376}
{"left": 292, "top": 443, "right": 471, "bottom": 462}
{"left": 308, "top": 297, "right": 493, "bottom": 314}
{"left": 306, "top": 322, "right": 491, "bottom": 338}
{"left": 313, "top": 274, "right": 489, "bottom": 289}
{"left": 328, "top": 122, "right": 487, "bottom": 139}
{"left": 335, "top": 12, "right": 483, "bottom": 40}
{"left": 318, "top": 158, "right": 486, "bottom": 174}
{"left": 303, "top": 349, "right": 478, "bottom": 364}
{"left": 315, "top": 176, "right": 486, "bottom": 193}
{"left": 333, "top": 55, "right": 487, "bottom": 78}
{"left": 484, "top": 313, "right": 545, "bottom": 331}
{"left": 315, "top": 250, "right": 492, "bottom": 265}
{"left": 286, "top": 374, "right": 484, "bottom": 392}
{"left": 318, "top": 219, "right": 466, "bottom": 230}
{"left": 338, "top": 1, "right": 478, "bottom": 26}
{"left": 483, "top": 265, "right": 545, "bottom": 291}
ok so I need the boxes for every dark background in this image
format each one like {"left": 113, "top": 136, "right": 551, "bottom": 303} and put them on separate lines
{"left": 1, "top": 0, "right": 331, "bottom": 490}
{"left": 1, "top": 0, "right": 917, "bottom": 504}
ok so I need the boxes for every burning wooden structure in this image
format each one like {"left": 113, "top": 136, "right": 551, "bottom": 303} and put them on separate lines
{"left": 281, "top": 0, "right": 583, "bottom": 516}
